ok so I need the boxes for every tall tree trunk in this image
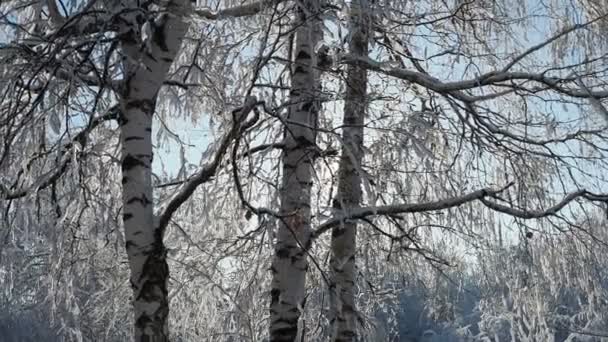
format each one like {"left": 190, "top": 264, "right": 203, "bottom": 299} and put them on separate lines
{"left": 118, "top": 3, "right": 189, "bottom": 341}
{"left": 329, "top": 0, "right": 370, "bottom": 340}
{"left": 269, "top": 0, "right": 322, "bottom": 341}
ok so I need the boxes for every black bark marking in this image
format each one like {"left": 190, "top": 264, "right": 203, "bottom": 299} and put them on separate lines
{"left": 123, "top": 213, "right": 133, "bottom": 221}
{"left": 136, "top": 153, "right": 152, "bottom": 160}
{"left": 294, "top": 135, "right": 315, "bottom": 148}
{"left": 121, "top": 28, "right": 138, "bottom": 45}
{"left": 125, "top": 98, "right": 155, "bottom": 114}
{"left": 317, "top": 45, "right": 332, "bottom": 68}
{"left": 335, "top": 332, "right": 357, "bottom": 342}
{"left": 271, "top": 326, "right": 299, "bottom": 342}
{"left": 122, "top": 176, "right": 128, "bottom": 185}
{"left": 122, "top": 76, "right": 132, "bottom": 99}
{"left": 144, "top": 51, "right": 158, "bottom": 62}
{"left": 117, "top": 112, "right": 129, "bottom": 126}
{"left": 274, "top": 317, "right": 298, "bottom": 325}
{"left": 136, "top": 316, "right": 152, "bottom": 326}
{"left": 296, "top": 50, "right": 311, "bottom": 60}
{"left": 125, "top": 136, "right": 145, "bottom": 141}
{"left": 303, "top": 239, "right": 312, "bottom": 251}
{"left": 276, "top": 247, "right": 290, "bottom": 258}
{"left": 154, "top": 226, "right": 164, "bottom": 243}
{"left": 301, "top": 101, "right": 314, "bottom": 112}
{"left": 270, "top": 288, "right": 280, "bottom": 305}
{"left": 152, "top": 17, "right": 169, "bottom": 52}
{"left": 122, "top": 155, "right": 146, "bottom": 171}
{"left": 332, "top": 228, "right": 346, "bottom": 238}
{"left": 138, "top": 249, "right": 169, "bottom": 296}
{"left": 126, "top": 194, "right": 152, "bottom": 206}
{"left": 135, "top": 14, "right": 146, "bottom": 25}
{"left": 291, "top": 254, "right": 306, "bottom": 265}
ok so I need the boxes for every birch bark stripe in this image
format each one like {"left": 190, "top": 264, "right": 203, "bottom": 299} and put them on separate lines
{"left": 329, "top": 0, "right": 370, "bottom": 340}
{"left": 269, "top": 0, "right": 322, "bottom": 340}
{"left": 118, "top": 1, "right": 189, "bottom": 341}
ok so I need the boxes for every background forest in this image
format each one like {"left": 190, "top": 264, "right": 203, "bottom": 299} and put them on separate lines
{"left": 2, "top": 0, "right": 608, "bottom": 341}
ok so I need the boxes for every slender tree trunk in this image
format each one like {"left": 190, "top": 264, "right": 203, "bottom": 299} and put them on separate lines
{"left": 269, "top": 0, "right": 322, "bottom": 341}
{"left": 329, "top": 0, "right": 369, "bottom": 340}
{"left": 118, "top": 3, "right": 189, "bottom": 341}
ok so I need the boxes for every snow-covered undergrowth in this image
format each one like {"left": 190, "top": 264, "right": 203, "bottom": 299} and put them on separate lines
{"left": 3, "top": 217, "right": 608, "bottom": 341}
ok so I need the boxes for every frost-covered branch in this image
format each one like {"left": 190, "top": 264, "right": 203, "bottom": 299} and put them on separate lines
{"left": 156, "top": 96, "right": 259, "bottom": 233}
{"left": 193, "top": 0, "right": 283, "bottom": 20}
{"left": 480, "top": 190, "right": 608, "bottom": 219}
{"left": 501, "top": 15, "right": 606, "bottom": 72}
{"left": 344, "top": 54, "right": 608, "bottom": 99}
{"left": 313, "top": 186, "right": 608, "bottom": 238}
{"left": 314, "top": 185, "right": 512, "bottom": 238}
{"left": 0, "top": 106, "right": 119, "bottom": 200}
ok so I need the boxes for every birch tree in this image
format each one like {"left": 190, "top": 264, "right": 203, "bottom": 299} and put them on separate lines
{"left": 328, "top": 0, "right": 370, "bottom": 340}
{"left": 0, "top": 0, "right": 272, "bottom": 340}
{"left": 115, "top": 2, "right": 191, "bottom": 339}
{"left": 317, "top": 1, "right": 608, "bottom": 338}
{"left": 5, "top": 0, "right": 608, "bottom": 341}
{"left": 268, "top": 0, "right": 323, "bottom": 340}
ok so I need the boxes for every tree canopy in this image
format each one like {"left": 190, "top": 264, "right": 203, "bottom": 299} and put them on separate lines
{"left": 2, "top": 0, "right": 608, "bottom": 341}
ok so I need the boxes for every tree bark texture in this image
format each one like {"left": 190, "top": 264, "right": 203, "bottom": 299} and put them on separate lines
{"left": 118, "top": 2, "right": 189, "bottom": 341}
{"left": 329, "top": 0, "right": 370, "bottom": 340}
{"left": 269, "top": 0, "right": 323, "bottom": 341}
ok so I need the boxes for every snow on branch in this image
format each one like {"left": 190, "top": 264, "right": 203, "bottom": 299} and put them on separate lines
{"left": 342, "top": 17, "right": 608, "bottom": 102}
{"left": 0, "top": 106, "right": 119, "bottom": 200}
{"left": 313, "top": 185, "right": 512, "bottom": 238}
{"left": 156, "top": 96, "right": 260, "bottom": 234}
{"left": 193, "top": 0, "right": 283, "bottom": 20}
{"left": 342, "top": 54, "right": 608, "bottom": 100}
{"left": 480, "top": 190, "right": 608, "bottom": 219}
{"left": 500, "top": 14, "right": 608, "bottom": 72}
{"left": 313, "top": 185, "right": 608, "bottom": 239}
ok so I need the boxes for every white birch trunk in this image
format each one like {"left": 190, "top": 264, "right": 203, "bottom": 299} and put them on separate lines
{"left": 329, "top": 0, "right": 370, "bottom": 340}
{"left": 269, "top": 0, "right": 322, "bottom": 340}
{"left": 118, "top": 2, "right": 189, "bottom": 341}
